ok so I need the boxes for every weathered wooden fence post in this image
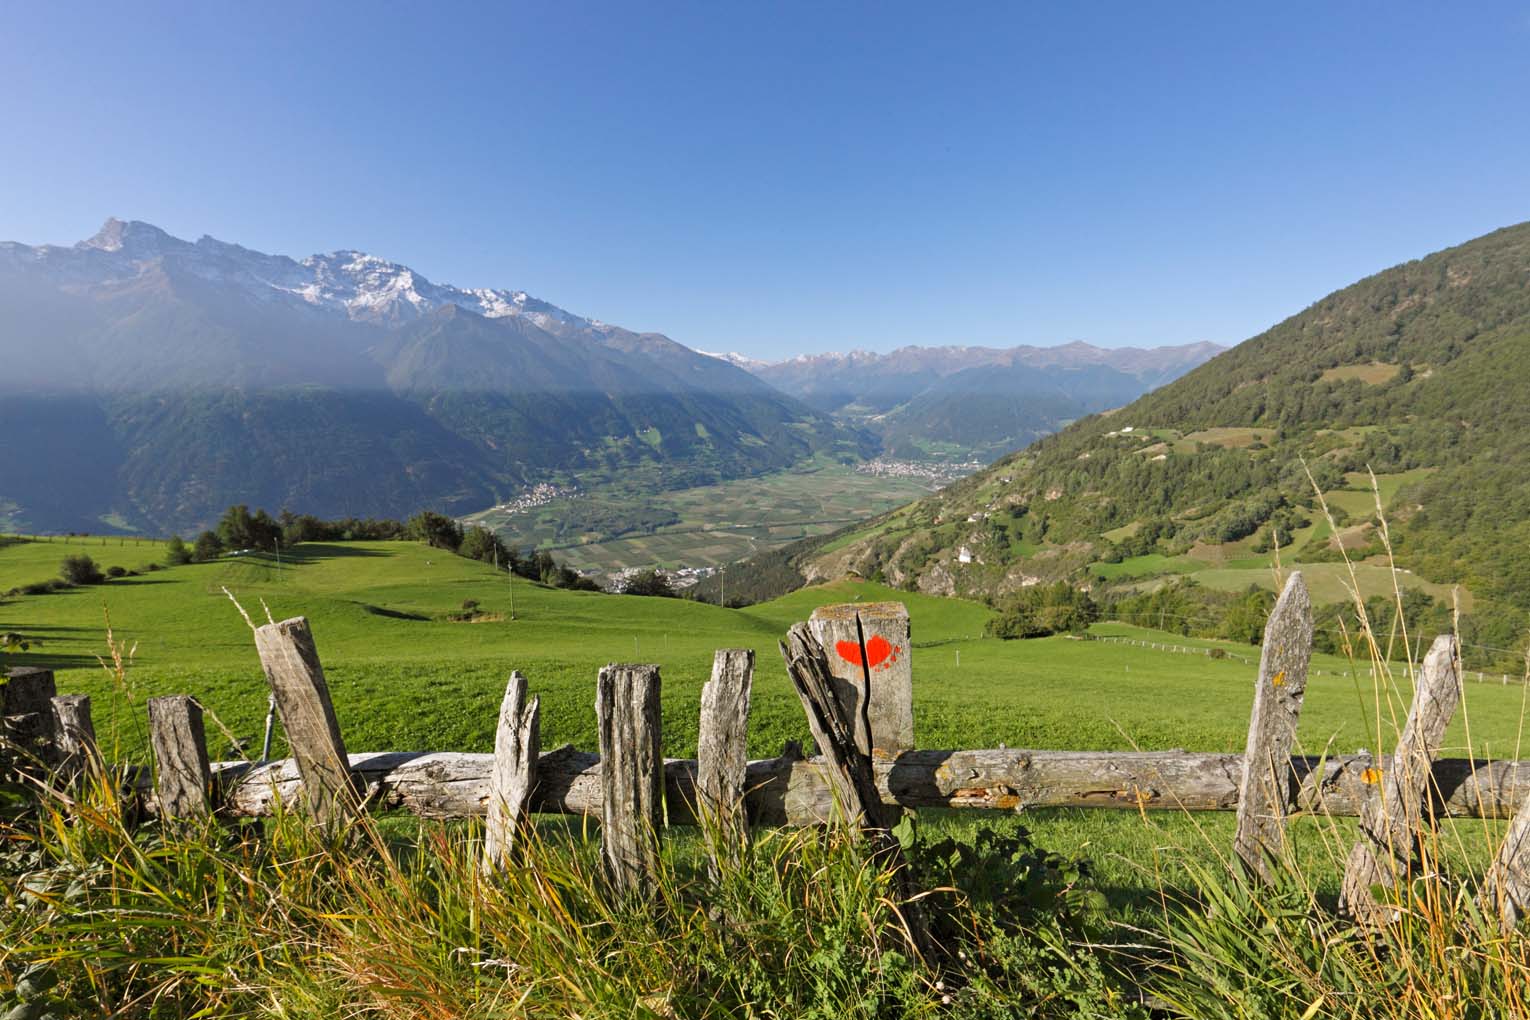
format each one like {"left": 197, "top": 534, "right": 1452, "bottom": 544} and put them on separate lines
{"left": 2, "top": 667, "right": 59, "bottom": 779}
{"left": 780, "top": 623, "right": 894, "bottom": 829}
{"left": 253, "top": 617, "right": 361, "bottom": 829}
{"left": 1480, "top": 789, "right": 1530, "bottom": 930}
{"left": 50, "top": 694, "right": 97, "bottom": 784}
{"left": 697, "top": 648, "right": 753, "bottom": 879}
{"left": 1233, "top": 572, "right": 1314, "bottom": 882}
{"left": 780, "top": 620, "right": 932, "bottom": 956}
{"left": 148, "top": 695, "right": 214, "bottom": 822}
{"left": 483, "top": 670, "right": 539, "bottom": 871}
{"left": 1340, "top": 634, "right": 1461, "bottom": 925}
{"left": 596, "top": 664, "right": 663, "bottom": 896}
{"left": 808, "top": 602, "right": 914, "bottom": 755}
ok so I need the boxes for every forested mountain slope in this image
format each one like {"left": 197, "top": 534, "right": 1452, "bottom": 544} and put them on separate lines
{"left": 796, "top": 221, "right": 1530, "bottom": 638}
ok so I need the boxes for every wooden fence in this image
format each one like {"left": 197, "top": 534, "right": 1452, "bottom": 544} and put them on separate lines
{"left": 4, "top": 572, "right": 1530, "bottom": 930}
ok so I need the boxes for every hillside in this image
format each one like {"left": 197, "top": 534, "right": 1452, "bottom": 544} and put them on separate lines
{"left": 737, "top": 340, "right": 1222, "bottom": 461}
{"left": 0, "top": 220, "right": 868, "bottom": 534}
{"left": 788, "top": 221, "right": 1530, "bottom": 648}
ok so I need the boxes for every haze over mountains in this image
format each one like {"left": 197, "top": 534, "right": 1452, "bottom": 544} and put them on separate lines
{"left": 716, "top": 341, "right": 1223, "bottom": 462}
{"left": 0, "top": 219, "right": 864, "bottom": 533}
{"left": 1, "top": 219, "right": 1219, "bottom": 538}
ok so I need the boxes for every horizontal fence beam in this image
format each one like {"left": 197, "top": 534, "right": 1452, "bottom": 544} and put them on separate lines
{"left": 191, "top": 747, "right": 1530, "bottom": 824}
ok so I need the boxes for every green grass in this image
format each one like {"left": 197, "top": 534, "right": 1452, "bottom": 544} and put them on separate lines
{"left": 1170, "top": 426, "right": 1271, "bottom": 453}
{"left": 5, "top": 535, "right": 1526, "bottom": 912}
{"left": 1090, "top": 553, "right": 1205, "bottom": 580}
{"left": 5, "top": 537, "right": 1522, "bottom": 766}
{"left": 1190, "top": 560, "right": 1464, "bottom": 606}
{"left": 1319, "top": 361, "right": 1401, "bottom": 384}
{"left": 7, "top": 535, "right": 1530, "bottom": 1017}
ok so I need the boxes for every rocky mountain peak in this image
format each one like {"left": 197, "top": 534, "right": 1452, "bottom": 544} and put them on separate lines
{"left": 78, "top": 217, "right": 185, "bottom": 256}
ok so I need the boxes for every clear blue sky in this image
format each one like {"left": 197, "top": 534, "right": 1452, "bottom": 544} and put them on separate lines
{"left": 4, "top": 2, "right": 1528, "bottom": 358}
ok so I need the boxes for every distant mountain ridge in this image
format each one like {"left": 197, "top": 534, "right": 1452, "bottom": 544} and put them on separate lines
{"left": 705, "top": 340, "right": 1223, "bottom": 461}
{"left": 0, "top": 219, "right": 867, "bottom": 533}
{"left": 790, "top": 220, "right": 1530, "bottom": 629}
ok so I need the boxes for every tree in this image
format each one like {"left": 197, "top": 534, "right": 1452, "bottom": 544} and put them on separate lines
{"left": 217, "top": 504, "right": 257, "bottom": 550}
{"left": 1220, "top": 587, "right": 1275, "bottom": 645}
{"left": 165, "top": 535, "right": 192, "bottom": 566}
{"left": 407, "top": 511, "right": 463, "bottom": 552}
{"left": 217, "top": 504, "right": 281, "bottom": 551}
{"left": 986, "top": 582, "right": 1098, "bottom": 639}
{"left": 622, "top": 569, "right": 677, "bottom": 598}
{"left": 457, "top": 525, "right": 507, "bottom": 565}
{"left": 192, "top": 530, "right": 223, "bottom": 562}
{"left": 60, "top": 554, "right": 105, "bottom": 586}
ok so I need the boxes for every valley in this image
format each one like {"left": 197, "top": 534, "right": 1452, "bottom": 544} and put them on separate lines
{"left": 462, "top": 458, "right": 946, "bottom": 585}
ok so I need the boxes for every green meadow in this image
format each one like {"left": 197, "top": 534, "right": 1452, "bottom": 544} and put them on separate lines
{"left": 5, "top": 533, "right": 1525, "bottom": 768}
{"left": 5, "top": 535, "right": 1528, "bottom": 1012}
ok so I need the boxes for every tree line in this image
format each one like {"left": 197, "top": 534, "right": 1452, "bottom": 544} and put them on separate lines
{"left": 164, "top": 505, "right": 601, "bottom": 592}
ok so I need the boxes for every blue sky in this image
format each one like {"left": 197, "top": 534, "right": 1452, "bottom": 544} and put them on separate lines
{"left": 3, "top": 2, "right": 1528, "bottom": 358}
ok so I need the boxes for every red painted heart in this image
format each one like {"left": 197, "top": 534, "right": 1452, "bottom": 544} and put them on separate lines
{"left": 836, "top": 634, "right": 893, "bottom": 670}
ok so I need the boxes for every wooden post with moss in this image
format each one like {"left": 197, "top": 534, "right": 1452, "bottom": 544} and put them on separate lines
{"left": 483, "top": 671, "right": 539, "bottom": 870}
{"left": 148, "top": 695, "right": 213, "bottom": 821}
{"left": 1232, "top": 572, "right": 1314, "bottom": 882}
{"left": 253, "top": 617, "right": 361, "bottom": 829}
{"left": 1340, "top": 634, "right": 1461, "bottom": 925}
{"left": 596, "top": 664, "right": 663, "bottom": 896}
{"left": 697, "top": 648, "right": 754, "bottom": 878}
{"left": 808, "top": 602, "right": 913, "bottom": 755}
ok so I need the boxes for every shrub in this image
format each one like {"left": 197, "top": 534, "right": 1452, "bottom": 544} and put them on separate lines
{"left": 59, "top": 555, "right": 104, "bottom": 586}
{"left": 986, "top": 582, "right": 1099, "bottom": 639}
{"left": 164, "top": 535, "right": 192, "bottom": 566}
{"left": 106, "top": 565, "right": 127, "bottom": 579}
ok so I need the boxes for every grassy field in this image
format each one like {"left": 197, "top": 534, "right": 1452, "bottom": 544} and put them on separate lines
{"left": 5, "top": 534, "right": 1525, "bottom": 768}
{"left": 462, "top": 460, "right": 940, "bottom": 581}
{"left": 6, "top": 534, "right": 1528, "bottom": 1015}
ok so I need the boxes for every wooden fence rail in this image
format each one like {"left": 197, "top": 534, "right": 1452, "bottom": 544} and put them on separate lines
{"left": 194, "top": 747, "right": 1530, "bottom": 823}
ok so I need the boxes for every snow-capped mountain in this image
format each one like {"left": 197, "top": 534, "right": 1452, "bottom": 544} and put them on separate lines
{"left": 45, "top": 217, "right": 591, "bottom": 330}
{"left": 695, "top": 350, "right": 770, "bottom": 371}
{"left": 0, "top": 219, "right": 869, "bottom": 534}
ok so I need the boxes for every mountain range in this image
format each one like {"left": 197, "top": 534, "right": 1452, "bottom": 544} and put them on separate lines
{"left": 771, "top": 220, "right": 1530, "bottom": 637}
{"left": 1, "top": 219, "right": 1224, "bottom": 537}
{"left": 0, "top": 220, "right": 866, "bottom": 533}
{"left": 726, "top": 341, "right": 1223, "bottom": 461}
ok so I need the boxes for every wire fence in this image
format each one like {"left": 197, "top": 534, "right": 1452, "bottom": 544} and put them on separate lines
{"left": 1091, "top": 633, "right": 1527, "bottom": 685}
